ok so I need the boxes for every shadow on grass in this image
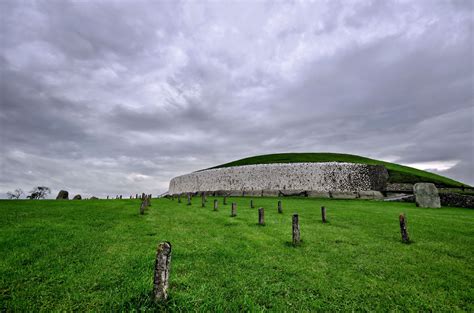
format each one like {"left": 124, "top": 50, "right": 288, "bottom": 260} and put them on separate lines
{"left": 283, "top": 240, "right": 304, "bottom": 248}
{"left": 119, "top": 291, "right": 176, "bottom": 312}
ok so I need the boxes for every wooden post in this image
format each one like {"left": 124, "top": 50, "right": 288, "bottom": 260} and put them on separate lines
{"left": 201, "top": 193, "right": 205, "bottom": 207}
{"left": 187, "top": 194, "right": 191, "bottom": 205}
{"left": 292, "top": 214, "right": 300, "bottom": 246}
{"left": 258, "top": 207, "right": 265, "bottom": 225}
{"left": 250, "top": 199, "right": 254, "bottom": 208}
{"left": 153, "top": 242, "right": 172, "bottom": 302}
{"left": 213, "top": 199, "right": 218, "bottom": 211}
{"left": 231, "top": 203, "right": 237, "bottom": 217}
{"left": 399, "top": 213, "right": 410, "bottom": 243}
{"left": 224, "top": 196, "right": 227, "bottom": 205}
{"left": 278, "top": 200, "right": 283, "bottom": 214}
{"left": 140, "top": 201, "right": 145, "bottom": 215}
{"left": 321, "top": 206, "right": 327, "bottom": 223}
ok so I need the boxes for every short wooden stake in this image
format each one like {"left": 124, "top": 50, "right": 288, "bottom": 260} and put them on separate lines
{"left": 278, "top": 200, "right": 283, "bottom": 214}
{"left": 321, "top": 206, "right": 327, "bottom": 223}
{"left": 231, "top": 203, "right": 237, "bottom": 217}
{"left": 292, "top": 214, "right": 300, "bottom": 246}
{"left": 258, "top": 207, "right": 265, "bottom": 225}
{"left": 153, "top": 242, "right": 172, "bottom": 302}
{"left": 399, "top": 213, "right": 410, "bottom": 243}
{"left": 213, "top": 199, "right": 218, "bottom": 211}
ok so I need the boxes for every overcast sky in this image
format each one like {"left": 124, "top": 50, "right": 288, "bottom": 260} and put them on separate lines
{"left": 1, "top": 0, "right": 473, "bottom": 198}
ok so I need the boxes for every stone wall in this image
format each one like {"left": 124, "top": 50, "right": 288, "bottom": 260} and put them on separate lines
{"left": 169, "top": 162, "right": 388, "bottom": 195}
{"left": 439, "top": 193, "right": 474, "bottom": 209}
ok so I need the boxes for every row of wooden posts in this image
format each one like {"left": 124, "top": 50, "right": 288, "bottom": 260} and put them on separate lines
{"left": 171, "top": 194, "right": 411, "bottom": 244}
{"left": 139, "top": 193, "right": 152, "bottom": 215}
{"left": 151, "top": 195, "right": 411, "bottom": 302}
{"left": 105, "top": 194, "right": 154, "bottom": 200}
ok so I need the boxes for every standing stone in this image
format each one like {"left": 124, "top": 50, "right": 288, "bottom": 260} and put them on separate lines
{"left": 153, "top": 242, "right": 172, "bottom": 302}
{"left": 147, "top": 195, "right": 151, "bottom": 206}
{"left": 72, "top": 194, "right": 82, "bottom": 200}
{"left": 201, "top": 193, "right": 205, "bottom": 207}
{"left": 258, "top": 207, "right": 265, "bottom": 225}
{"left": 292, "top": 214, "right": 300, "bottom": 246}
{"left": 223, "top": 196, "right": 227, "bottom": 205}
{"left": 399, "top": 213, "right": 410, "bottom": 243}
{"left": 278, "top": 200, "right": 283, "bottom": 214}
{"left": 231, "top": 203, "right": 237, "bottom": 217}
{"left": 178, "top": 195, "right": 181, "bottom": 203}
{"left": 136, "top": 194, "right": 138, "bottom": 199}
{"left": 250, "top": 199, "right": 254, "bottom": 208}
{"left": 187, "top": 194, "right": 191, "bottom": 206}
{"left": 120, "top": 195, "right": 122, "bottom": 199}
{"left": 321, "top": 206, "right": 327, "bottom": 223}
{"left": 107, "top": 195, "right": 109, "bottom": 199}
{"left": 140, "top": 201, "right": 146, "bottom": 215}
{"left": 56, "top": 190, "right": 69, "bottom": 200}
{"left": 213, "top": 199, "right": 218, "bottom": 211}
{"left": 413, "top": 183, "right": 441, "bottom": 208}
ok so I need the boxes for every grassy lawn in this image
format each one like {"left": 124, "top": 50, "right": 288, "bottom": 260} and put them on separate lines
{"left": 207, "top": 153, "right": 467, "bottom": 187}
{"left": 1, "top": 197, "right": 473, "bottom": 311}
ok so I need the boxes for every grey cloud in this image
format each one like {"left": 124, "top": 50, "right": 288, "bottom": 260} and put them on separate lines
{"left": 0, "top": 0, "right": 472, "bottom": 198}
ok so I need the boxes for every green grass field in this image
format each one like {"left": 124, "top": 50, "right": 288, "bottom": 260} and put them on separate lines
{"left": 207, "top": 153, "right": 467, "bottom": 188}
{"left": 1, "top": 198, "right": 473, "bottom": 311}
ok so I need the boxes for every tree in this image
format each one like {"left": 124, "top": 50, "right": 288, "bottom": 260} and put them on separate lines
{"left": 27, "top": 186, "right": 51, "bottom": 199}
{"left": 7, "top": 188, "right": 24, "bottom": 199}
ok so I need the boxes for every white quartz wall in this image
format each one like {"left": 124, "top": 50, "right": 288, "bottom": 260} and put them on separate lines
{"left": 169, "top": 162, "right": 386, "bottom": 194}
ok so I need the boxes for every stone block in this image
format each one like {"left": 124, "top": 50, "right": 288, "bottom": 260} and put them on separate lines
{"left": 358, "top": 190, "right": 384, "bottom": 200}
{"left": 279, "top": 190, "right": 306, "bottom": 197}
{"left": 414, "top": 183, "right": 441, "bottom": 208}
{"left": 261, "top": 189, "right": 279, "bottom": 197}
{"left": 307, "top": 191, "right": 331, "bottom": 198}
{"left": 330, "top": 191, "right": 359, "bottom": 199}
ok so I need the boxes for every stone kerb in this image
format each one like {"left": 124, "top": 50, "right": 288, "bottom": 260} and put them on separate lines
{"left": 169, "top": 162, "right": 388, "bottom": 196}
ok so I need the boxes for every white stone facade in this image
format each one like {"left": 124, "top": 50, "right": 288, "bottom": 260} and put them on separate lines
{"left": 168, "top": 162, "right": 388, "bottom": 194}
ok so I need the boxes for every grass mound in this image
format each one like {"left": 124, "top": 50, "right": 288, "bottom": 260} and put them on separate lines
{"left": 1, "top": 198, "right": 473, "bottom": 311}
{"left": 208, "top": 153, "right": 466, "bottom": 188}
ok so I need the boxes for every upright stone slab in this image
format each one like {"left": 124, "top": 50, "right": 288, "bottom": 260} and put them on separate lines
{"left": 413, "top": 183, "right": 441, "bottom": 208}
{"left": 213, "top": 199, "right": 218, "bottom": 211}
{"left": 153, "top": 242, "right": 172, "bottom": 301}
{"left": 292, "top": 214, "right": 300, "bottom": 246}
{"left": 73, "top": 194, "right": 82, "bottom": 200}
{"left": 258, "top": 207, "right": 265, "bottom": 225}
{"left": 56, "top": 190, "right": 69, "bottom": 200}
{"left": 231, "top": 203, "right": 237, "bottom": 217}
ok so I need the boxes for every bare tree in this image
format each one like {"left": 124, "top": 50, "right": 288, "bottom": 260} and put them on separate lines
{"left": 7, "top": 188, "right": 24, "bottom": 199}
{"left": 27, "top": 186, "right": 51, "bottom": 199}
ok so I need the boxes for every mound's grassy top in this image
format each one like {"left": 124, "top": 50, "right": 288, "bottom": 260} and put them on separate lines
{"left": 207, "top": 153, "right": 466, "bottom": 188}
{"left": 1, "top": 198, "right": 473, "bottom": 311}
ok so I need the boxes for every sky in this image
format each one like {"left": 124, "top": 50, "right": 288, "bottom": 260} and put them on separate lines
{"left": 1, "top": 0, "right": 473, "bottom": 198}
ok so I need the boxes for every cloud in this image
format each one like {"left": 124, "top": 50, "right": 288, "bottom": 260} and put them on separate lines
{"left": 1, "top": 0, "right": 473, "bottom": 198}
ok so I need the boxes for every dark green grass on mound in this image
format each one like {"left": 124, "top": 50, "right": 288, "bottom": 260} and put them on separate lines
{"left": 1, "top": 198, "right": 473, "bottom": 311}
{"left": 206, "top": 152, "right": 467, "bottom": 188}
